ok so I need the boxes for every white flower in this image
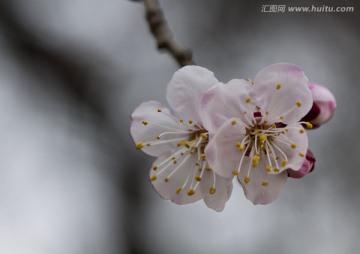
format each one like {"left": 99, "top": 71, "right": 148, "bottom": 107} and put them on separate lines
{"left": 201, "top": 63, "right": 314, "bottom": 204}
{"left": 130, "top": 66, "right": 232, "bottom": 211}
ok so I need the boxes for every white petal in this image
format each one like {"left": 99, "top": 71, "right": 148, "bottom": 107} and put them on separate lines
{"left": 166, "top": 66, "right": 219, "bottom": 122}
{"left": 200, "top": 79, "right": 256, "bottom": 134}
{"left": 205, "top": 118, "right": 248, "bottom": 179}
{"left": 200, "top": 170, "right": 233, "bottom": 212}
{"left": 150, "top": 151, "right": 202, "bottom": 204}
{"left": 131, "top": 101, "right": 189, "bottom": 157}
{"left": 252, "top": 63, "right": 312, "bottom": 124}
{"left": 272, "top": 123, "right": 308, "bottom": 173}
{"left": 238, "top": 156, "right": 288, "bottom": 205}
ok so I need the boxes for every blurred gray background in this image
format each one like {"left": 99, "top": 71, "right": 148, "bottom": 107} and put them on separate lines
{"left": 0, "top": 0, "right": 359, "bottom": 253}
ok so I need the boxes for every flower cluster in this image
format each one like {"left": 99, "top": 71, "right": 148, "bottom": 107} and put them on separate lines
{"left": 130, "top": 63, "right": 336, "bottom": 211}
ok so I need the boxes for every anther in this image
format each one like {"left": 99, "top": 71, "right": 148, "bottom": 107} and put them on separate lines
{"left": 200, "top": 133, "right": 208, "bottom": 139}
{"left": 281, "top": 160, "right": 287, "bottom": 167}
{"left": 279, "top": 116, "right": 284, "bottom": 120}
{"left": 232, "top": 170, "right": 239, "bottom": 176}
{"left": 246, "top": 97, "right": 251, "bottom": 103}
{"left": 276, "top": 83, "right": 281, "bottom": 90}
{"left": 259, "top": 135, "right": 267, "bottom": 142}
{"left": 142, "top": 121, "right": 148, "bottom": 125}
{"left": 136, "top": 142, "right": 144, "bottom": 150}
{"left": 176, "top": 187, "right": 182, "bottom": 194}
{"left": 265, "top": 165, "right": 272, "bottom": 172}
{"left": 200, "top": 154, "right": 206, "bottom": 160}
{"left": 296, "top": 101, "right": 302, "bottom": 107}
{"left": 262, "top": 181, "right": 269, "bottom": 186}
{"left": 305, "top": 122, "right": 313, "bottom": 129}
{"left": 244, "top": 177, "right": 251, "bottom": 184}
{"left": 164, "top": 177, "right": 169, "bottom": 182}
{"left": 299, "top": 152, "right": 305, "bottom": 157}
{"left": 209, "top": 187, "right": 216, "bottom": 194}
{"left": 205, "top": 167, "right": 212, "bottom": 172}
{"left": 291, "top": 143, "right": 297, "bottom": 149}
{"left": 187, "top": 189, "right": 195, "bottom": 196}
{"left": 146, "top": 143, "right": 151, "bottom": 147}
{"left": 150, "top": 175, "right": 157, "bottom": 181}
{"left": 274, "top": 168, "right": 280, "bottom": 172}
{"left": 179, "top": 119, "right": 184, "bottom": 123}
{"left": 152, "top": 166, "right": 158, "bottom": 171}
{"left": 231, "top": 120, "right": 237, "bottom": 125}
{"left": 156, "top": 136, "right": 160, "bottom": 140}
{"left": 195, "top": 176, "right": 202, "bottom": 182}
{"left": 188, "top": 119, "right": 193, "bottom": 124}
{"left": 299, "top": 129, "right": 305, "bottom": 134}
{"left": 157, "top": 108, "right": 162, "bottom": 112}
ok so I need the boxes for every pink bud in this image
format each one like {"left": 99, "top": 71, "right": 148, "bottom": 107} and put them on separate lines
{"left": 302, "top": 83, "right": 336, "bottom": 127}
{"left": 287, "top": 149, "right": 316, "bottom": 179}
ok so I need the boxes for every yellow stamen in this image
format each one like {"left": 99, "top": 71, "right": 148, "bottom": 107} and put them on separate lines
{"left": 299, "top": 152, "right": 305, "bottom": 157}
{"left": 231, "top": 120, "right": 237, "bottom": 125}
{"left": 136, "top": 142, "right": 144, "bottom": 150}
{"left": 200, "top": 154, "right": 206, "bottom": 160}
{"left": 259, "top": 135, "right": 267, "bottom": 142}
{"left": 150, "top": 175, "right": 157, "bottom": 181}
{"left": 276, "top": 83, "right": 281, "bottom": 90}
{"left": 281, "top": 160, "right": 287, "bottom": 167}
{"left": 291, "top": 143, "right": 297, "bottom": 149}
{"left": 152, "top": 166, "right": 158, "bottom": 171}
{"left": 209, "top": 187, "right": 216, "bottom": 194}
{"left": 176, "top": 187, "right": 182, "bottom": 194}
{"left": 205, "top": 167, "right": 212, "bottom": 172}
{"left": 232, "top": 170, "right": 239, "bottom": 176}
{"left": 265, "top": 165, "right": 272, "bottom": 172}
{"left": 188, "top": 119, "right": 193, "bottom": 124}
{"left": 299, "top": 129, "right": 305, "bottom": 134}
{"left": 187, "top": 189, "right": 195, "bottom": 196}
{"left": 244, "top": 177, "right": 251, "bottom": 184}
{"left": 195, "top": 176, "right": 202, "bottom": 182}
{"left": 296, "top": 101, "right": 302, "bottom": 107}
{"left": 246, "top": 97, "right": 251, "bottom": 103}
{"left": 262, "top": 181, "right": 269, "bottom": 186}
{"left": 200, "top": 133, "right": 208, "bottom": 139}
{"left": 274, "top": 168, "right": 280, "bottom": 172}
{"left": 142, "top": 121, "right": 148, "bottom": 125}
{"left": 157, "top": 108, "right": 162, "bottom": 112}
{"left": 164, "top": 178, "right": 169, "bottom": 182}
{"left": 305, "top": 122, "right": 313, "bottom": 129}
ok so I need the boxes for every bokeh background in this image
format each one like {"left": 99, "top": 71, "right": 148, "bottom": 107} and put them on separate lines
{"left": 0, "top": 0, "right": 359, "bottom": 253}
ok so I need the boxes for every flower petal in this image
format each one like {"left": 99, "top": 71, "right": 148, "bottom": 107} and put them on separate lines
{"left": 252, "top": 63, "right": 312, "bottom": 124}
{"left": 287, "top": 149, "right": 316, "bottom": 179}
{"left": 130, "top": 101, "right": 190, "bottom": 157}
{"left": 200, "top": 79, "right": 256, "bottom": 134}
{"left": 303, "top": 83, "right": 336, "bottom": 127}
{"left": 205, "top": 118, "right": 248, "bottom": 179}
{"left": 200, "top": 171, "right": 233, "bottom": 212}
{"left": 238, "top": 156, "right": 288, "bottom": 205}
{"left": 150, "top": 151, "right": 203, "bottom": 204}
{"left": 166, "top": 66, "right": 219, "bottom": 122}
{"left": 271, "top": 123, "right": 308, "bottom": 173}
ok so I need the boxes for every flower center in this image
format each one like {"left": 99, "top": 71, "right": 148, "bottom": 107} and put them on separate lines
{"left": 137, "top": 108, "right": 217, "bottom": 197}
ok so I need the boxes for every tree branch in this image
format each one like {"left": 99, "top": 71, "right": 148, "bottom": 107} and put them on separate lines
{"left": 143, "top": 0, "right": 195, "bottom": 67}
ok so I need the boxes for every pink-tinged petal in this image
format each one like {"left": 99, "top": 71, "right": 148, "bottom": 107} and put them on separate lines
{"left": 200, "top": 171, "right": 233, "bottom": 212}
{"left": 205, "top": 118, "right": 248, "bottom": 178}
{"left": 302, "top": 83, "right": 337, "bottom": 127}
{"left": 271, "top": 123, "right": 308, "bottom": 173}
{"left": 288, "top": 149, "right": 316, "bottom": 179}
{"left": 130, "top": 101, "right": 189, "bottom": 157}
{"left": 166, "top": 66, "right": 219, "bottom": 122}
{"left": 238, "top": 157, "right": 288, "bottom": 205}
{"left": 150, "top": 151, "right": 202, "bottom": 204}
{"left": 252, "top": 63, "right": 312, "bottom": 124}
{"left": 200, "top": 79, "right": 256, "bottom": 134}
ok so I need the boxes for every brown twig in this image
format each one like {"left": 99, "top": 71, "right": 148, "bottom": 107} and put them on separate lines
{"left": 143, "top": 0, "right": 195, "bottom": 67}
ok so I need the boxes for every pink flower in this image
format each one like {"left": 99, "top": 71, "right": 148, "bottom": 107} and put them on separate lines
{"left": 302, "top": 83, "right": 337, "bottom": 128}
{"left": 287, "top": 149, "right": 315, "bottom": 179}
{"left": 201, "top": 63, "right": 314, "bottom": 205}
{"left": 130, "top": 66, "right": 232, "bottom": 212}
